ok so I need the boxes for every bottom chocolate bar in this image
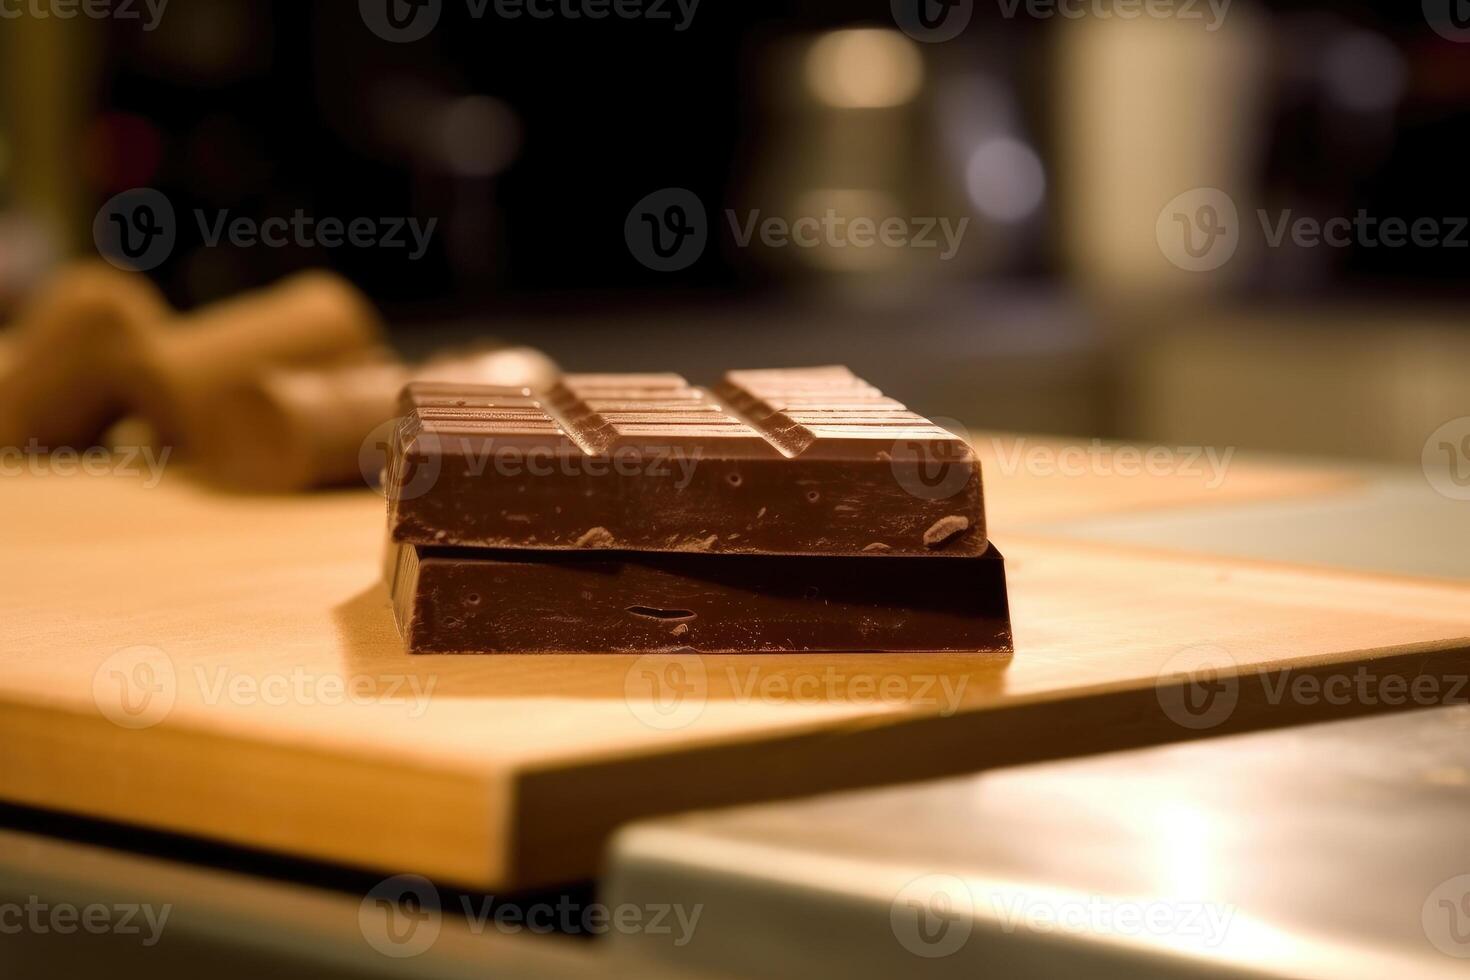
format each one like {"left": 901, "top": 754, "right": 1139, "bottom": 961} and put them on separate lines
{"left": 388, "top": 543, "right": 1011, "bottom": 654}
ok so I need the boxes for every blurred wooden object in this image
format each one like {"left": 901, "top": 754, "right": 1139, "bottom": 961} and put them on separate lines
{"left": 1056, "top": 12, "right": 1266, "bottom": 301}
{"left": 0, "top": 263, "right": 383, "bottom": 451}
{"left": 198, "top": 345, "right": 560, "bottom": 492}
{"left": 0, "top": 454, "right": 1465, "bottom": 889}
{"left": 0, "top": 263, "right": 169, "bottom": 448}
{"left": 1125, "top": 308, "right": 1470, "bottom": 463}
{"left": 128, "top": 270, "right": 385, "bottom": 449}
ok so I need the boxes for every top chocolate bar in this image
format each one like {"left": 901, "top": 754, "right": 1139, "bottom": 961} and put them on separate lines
{"left": 384, "top": 366, "right": 985, "bottom": 557}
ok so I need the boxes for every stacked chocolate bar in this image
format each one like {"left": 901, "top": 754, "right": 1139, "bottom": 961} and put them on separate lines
{"left": 382, "top": 366, "right": 1010, "bottom": 653}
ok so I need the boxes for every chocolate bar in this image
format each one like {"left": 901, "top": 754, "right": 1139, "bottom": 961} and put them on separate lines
{"left": 389, "top": 542, "right": 1010, "bottom": 654}
{"left": 386, "top": 366, "right": 984, "bottom": 557}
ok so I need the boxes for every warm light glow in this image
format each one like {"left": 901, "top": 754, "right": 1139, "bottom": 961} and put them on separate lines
{"left": 1153, "top": 802, "right": 1214, "bottom": 897}
{"left": 439, "top": 96, "right": 521, "bottom": 177}
{"left": 805, "top": 29, "right": 923, "bottom": 109}
{"left": 965, "top": 137, "right": 1046, "bottom": 224}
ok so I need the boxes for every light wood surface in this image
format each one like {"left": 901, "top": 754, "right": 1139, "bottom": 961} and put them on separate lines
{"left": 0, "top": 450, "right": 1462, "bottom": 889}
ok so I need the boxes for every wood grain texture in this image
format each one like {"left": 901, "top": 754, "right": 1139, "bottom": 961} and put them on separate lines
{"left": 0, "top": 447, "right": 1460, "bottom": 889}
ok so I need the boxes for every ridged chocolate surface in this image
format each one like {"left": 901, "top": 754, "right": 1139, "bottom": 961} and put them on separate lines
{"left": 386, "top": 366, "right": 985, "bottom": 556}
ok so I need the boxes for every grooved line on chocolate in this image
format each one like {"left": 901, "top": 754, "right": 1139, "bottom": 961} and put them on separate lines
{"left": 537, "top": 387, "right": 612, "bottom": 457}
{"left": 549, "top": 375, "right": 801, "bottom": 459}
{"left": 706, "top": 385, "right": 802, "bottom": 458}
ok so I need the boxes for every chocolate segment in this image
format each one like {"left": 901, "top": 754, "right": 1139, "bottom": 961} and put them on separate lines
{"left": 386, "top": 366, "right": 984, "bottom": 556}
{"left": 389, "top": 542, "right": 1010, "bottom": 654}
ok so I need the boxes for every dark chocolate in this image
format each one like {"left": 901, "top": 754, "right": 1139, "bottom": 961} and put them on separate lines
{"left": 389, "top": 542, "right": 1011, "bottom": 654}
{"left": 386, "top": 366, "right": 984, "bottom": 557}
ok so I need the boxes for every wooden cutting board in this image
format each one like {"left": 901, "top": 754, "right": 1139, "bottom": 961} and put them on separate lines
{"left": 1, "top": 449, "right": 1461, "bottom": 890}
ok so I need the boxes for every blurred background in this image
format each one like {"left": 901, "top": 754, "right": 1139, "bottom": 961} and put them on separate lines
{"left": 2, "top": 0, "right": 1468, "bottom": 460}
